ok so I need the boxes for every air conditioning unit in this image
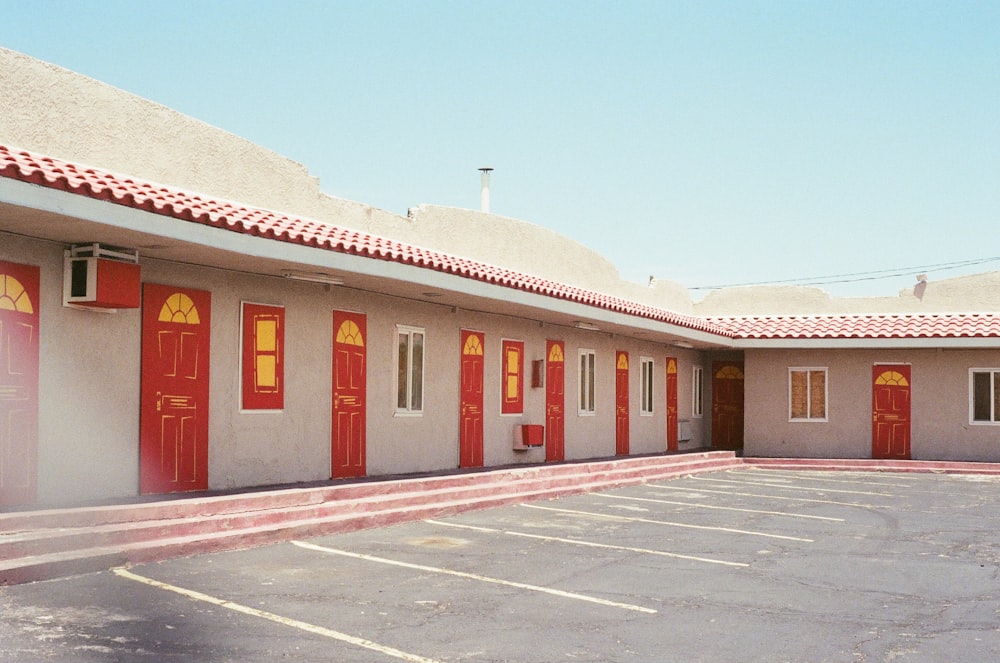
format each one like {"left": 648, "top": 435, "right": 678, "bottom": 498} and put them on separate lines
{"left": 63, "top": 243, "right": 141, "bottom": 310}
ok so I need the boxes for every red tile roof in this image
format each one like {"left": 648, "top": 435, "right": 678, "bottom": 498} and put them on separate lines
{"left": 0, "top": 145, "right": 719, "bottom": 335}
{"left": 710, "top": 314, "right": 1000, "bottom": 339}
{"left": 3, "top": 143, "right": 1000, "bottom": 343}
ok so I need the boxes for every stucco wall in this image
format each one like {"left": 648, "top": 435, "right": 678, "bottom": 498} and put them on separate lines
{"left": 3, "top": 233, "right": 706, "bottom": 504}
{"left": 744, "top": 348, "right": 1000, "bottom": 461}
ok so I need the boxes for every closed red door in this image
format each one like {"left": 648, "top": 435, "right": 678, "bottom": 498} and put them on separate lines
{"left": 545, "top": 340, "right": 565, "bottom": 462}
{"left": 140, "top": 284, "right": 211, "bottom": 494}
{"left": 665, "top": 357, "right": 679, "bottom": 451}
{"left": 0, "top": 263, "right": 40, "bottom": 506}
{"left": 616, "top": 351, "right": 629, "bottom": 456}
{"left": 459, "top": 330, "right": 484, "bottom": 468}
{"left": 711, "top": 362, "right": 744, "bottom": 451}
{"left": 872, "top": 365, "right": 911, "bottom": 459}
{"left": 332, "top": 311, "right": 367, "bottom": 478}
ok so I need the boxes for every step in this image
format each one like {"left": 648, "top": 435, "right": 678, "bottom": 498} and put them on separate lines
{"left": 1, "top": 454, "right": 740, "bottom": 561}
{"left": 0, "top": 451, "right": 738, "bottom": 532}
{"left": 0, "top": 452, "right": 741, "bottom": 585}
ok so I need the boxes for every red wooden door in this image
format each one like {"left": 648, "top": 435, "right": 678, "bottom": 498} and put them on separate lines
{"left": 615, "top": 351, "right": 629, "bottom": 456}
{"left": 872, "top": 365, "right": 911, "bottom": 459}
{"left": 0, "top": 263, "right": 40, "bottom": 506}
{"left": 711, "top": 362, "right": 744, "bottom": 451}
{"left": 665, "top": 357, "right": 679, "bottom": 451}
{"left": 545, "top": 340, "right": 565, "bottom": 462}
{"left": 332, "top": 311, "right": 367, "bottom": 478}
{"left": 140, "top": 284, "right": 211, "bottom": 494}
{"left": 459, "top": 330, "right": 484, "bottom": 468}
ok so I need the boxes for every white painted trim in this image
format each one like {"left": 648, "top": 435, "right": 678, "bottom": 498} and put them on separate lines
{"left": 394, "top": 324, "right": 426, "bottom": 416}
{"left": 787, "top": 367, "right": 829, "bottom": 423}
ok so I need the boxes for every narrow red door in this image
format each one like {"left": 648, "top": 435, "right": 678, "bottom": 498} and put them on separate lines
{"left": 615, "top": 351, "right": 629, "bottom": 456}
{"left": 0, "top": 263, "right": 40, "bottom": 507}
{"left": 332, "top": 311, "right": 367, "bottom": 478}
{"left": 872, "top": 365, "right": 911, "bottom": 459}
{"left": 140, "top": 284, "right": 211, "bottom": 494}
{"left": 665, "top": 357, "right": 679, "bottom": 451}
{"left": 459, "top": 330, "right": 484, "bottom": 468}
{"left": 711, "top": 361, "right": 744, "bottom": 451}
{"left": 545, "top": 340, "right": 565, "bottom": 462}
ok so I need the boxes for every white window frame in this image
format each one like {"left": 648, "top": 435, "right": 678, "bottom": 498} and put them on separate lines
{"left": 969, "top": 368, "right": 1000, "bottom": 425}
{"left": 579, "top": 349, "right": 596, "bottom": 416}
{"left": 640, "top": 356, "right": 654, "bottom": 416}
{"left": 788, "top": 367, "right": 828, "bottom": 422}
{"left": 395, "top": 325, "right": 425, "bottom": 415}
{"left": 692, "top": 366, "right": 704, "bottom": 418}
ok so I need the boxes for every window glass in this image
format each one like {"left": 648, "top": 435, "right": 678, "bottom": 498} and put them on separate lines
{"left": 789, "top": 368, "right": 827, "bottom": 421}
{"left": 640, "top": 357, "right": 654, "bottom": 415}
{"left": 692, "top": 366, "right": 703, "bottom": 418}
{"left": 396, "top": 326, "right": 425, "bottom": 413}
{"left": 579, "top": 349, "right": 596, "bottom": 414}
{"left": 972, "top": 370, "right": 997, "bottom": 422}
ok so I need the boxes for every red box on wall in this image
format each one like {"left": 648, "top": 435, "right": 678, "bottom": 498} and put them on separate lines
{"left": 521, "top": 424, "right": 544, "bottom": 447}
{"left": 64, "top": 256, "right": 141, "bottom": 309}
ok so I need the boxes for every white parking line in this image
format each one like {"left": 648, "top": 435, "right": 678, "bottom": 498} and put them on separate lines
{"left": 592, "top": 493, "right": 845, "bottom": 522}
{"left": 739, "top": 469, "right": 911, "bottom": 488}
{"left": 653, "top": 484, "right": 884, "bottom": 508}
{"left": 520, "top": 504, "right": 814, "bottom": 542}
{"left": 424, "top": 519, "right": 749, "bottom": 568}
{"left": 113, "top": 568, "right": 442, "bottom": 663}
{"left": 291, "top": 540, "right": 657, "bottom": 614}
{"left": 691, "top": 475, "right": 894, "bottom": 497}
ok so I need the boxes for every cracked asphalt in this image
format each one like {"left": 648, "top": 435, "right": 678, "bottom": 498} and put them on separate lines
{"left": 1, "top": 468, "right": 998, "bottom": 662}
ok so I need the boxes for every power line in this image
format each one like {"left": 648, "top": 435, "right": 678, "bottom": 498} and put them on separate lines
{"left": 690, "top": 257, "right": 1000, "bottom": 291}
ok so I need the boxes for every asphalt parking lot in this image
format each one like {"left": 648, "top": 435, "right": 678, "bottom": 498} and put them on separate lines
{"left": 2, "top": 468, "right": 999, "bottom": 662}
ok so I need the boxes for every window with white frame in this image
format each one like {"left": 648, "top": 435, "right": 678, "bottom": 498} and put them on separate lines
{"left": 579, "top": 349, "right": 596, "bottom": 414}
{"left": 396, "top": 325, "right": 425, "bottom": 414}
{"left": 789, "top": 367, "right": 827, "bottom": 421}
{"left": 692, "top": 366, "right": 704, "bottom": 418}
{"left": 970, "top": 369, "right": 1000, "bottom": 423}
{"left": 640, "top": 356, "right": 654, "bottom": 415}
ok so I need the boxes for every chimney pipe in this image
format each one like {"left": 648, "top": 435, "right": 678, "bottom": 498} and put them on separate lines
{"left": 479, "top": 167, "right": 493, "bottom": 213}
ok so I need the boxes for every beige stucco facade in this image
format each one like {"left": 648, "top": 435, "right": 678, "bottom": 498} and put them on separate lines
{"left": 2, "top": 48, "right": 999, "bottom": 507}
{"left": 744, "top": 348, "right": 1000, "bottom": 462}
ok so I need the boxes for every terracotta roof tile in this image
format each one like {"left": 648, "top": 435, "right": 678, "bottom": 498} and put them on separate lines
{"left": 708, "top": 314, "right": 1000, "bottom": 339}
{"left": 5, "top": 144, "right": 1000, "bottom": 343}
{"left": 0, "top": 144, "right": 719, "bottom": 335}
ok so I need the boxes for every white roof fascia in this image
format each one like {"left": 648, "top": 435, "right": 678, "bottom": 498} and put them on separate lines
{"left": 1, "top": 178, "right": 733, "bottom": 347}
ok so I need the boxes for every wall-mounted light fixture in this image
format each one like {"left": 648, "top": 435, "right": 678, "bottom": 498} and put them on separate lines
{"left": 574, "top": 321, "right": 600, "bottom": 332}
{"left": 282, "top": 271, "right": 345, "bottom": 286}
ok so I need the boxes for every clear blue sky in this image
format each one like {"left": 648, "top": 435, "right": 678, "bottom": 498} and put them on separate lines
{"left": 4, "top": 1, "right": 999, "bottom": 298}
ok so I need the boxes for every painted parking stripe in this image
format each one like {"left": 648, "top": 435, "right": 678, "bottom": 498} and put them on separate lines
{"left": 691, "top": 475, "right": 894, "bottom": 497}
{"left": 740, "top": 469, "right": 911, "bottom": 488}
{"left": 291, "top": 540, "right": 657, "bottom": 614}
{"left": 652, "top": 484, "right": 883, "bottom": 508}
{"left": 113, "top": 568, "right": 441, "bottom": 663}
{"left": 424, "top": 519, "right": 749, "bottom": 568}
{"left": 593, "top": 493, "right": 845, "bottom": 522}
{"left": 521, "top": 504, "right": 814, "bottom": 542}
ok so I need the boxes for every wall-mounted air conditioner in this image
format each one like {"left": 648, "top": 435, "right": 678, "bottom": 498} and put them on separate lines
{"left": 63, "top": 243, "right": 141, "bottom": 310}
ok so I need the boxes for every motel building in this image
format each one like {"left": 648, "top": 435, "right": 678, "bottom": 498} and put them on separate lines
{"left": 3, "top": 48, "right": 1000, "bottom": 510}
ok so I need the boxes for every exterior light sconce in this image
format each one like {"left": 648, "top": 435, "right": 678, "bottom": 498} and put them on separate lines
{"left": 282, "top": 271, "right": 344, "bottom": 286}
{"left": 574, "top": 321, "right": 600, "bottom": 332}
